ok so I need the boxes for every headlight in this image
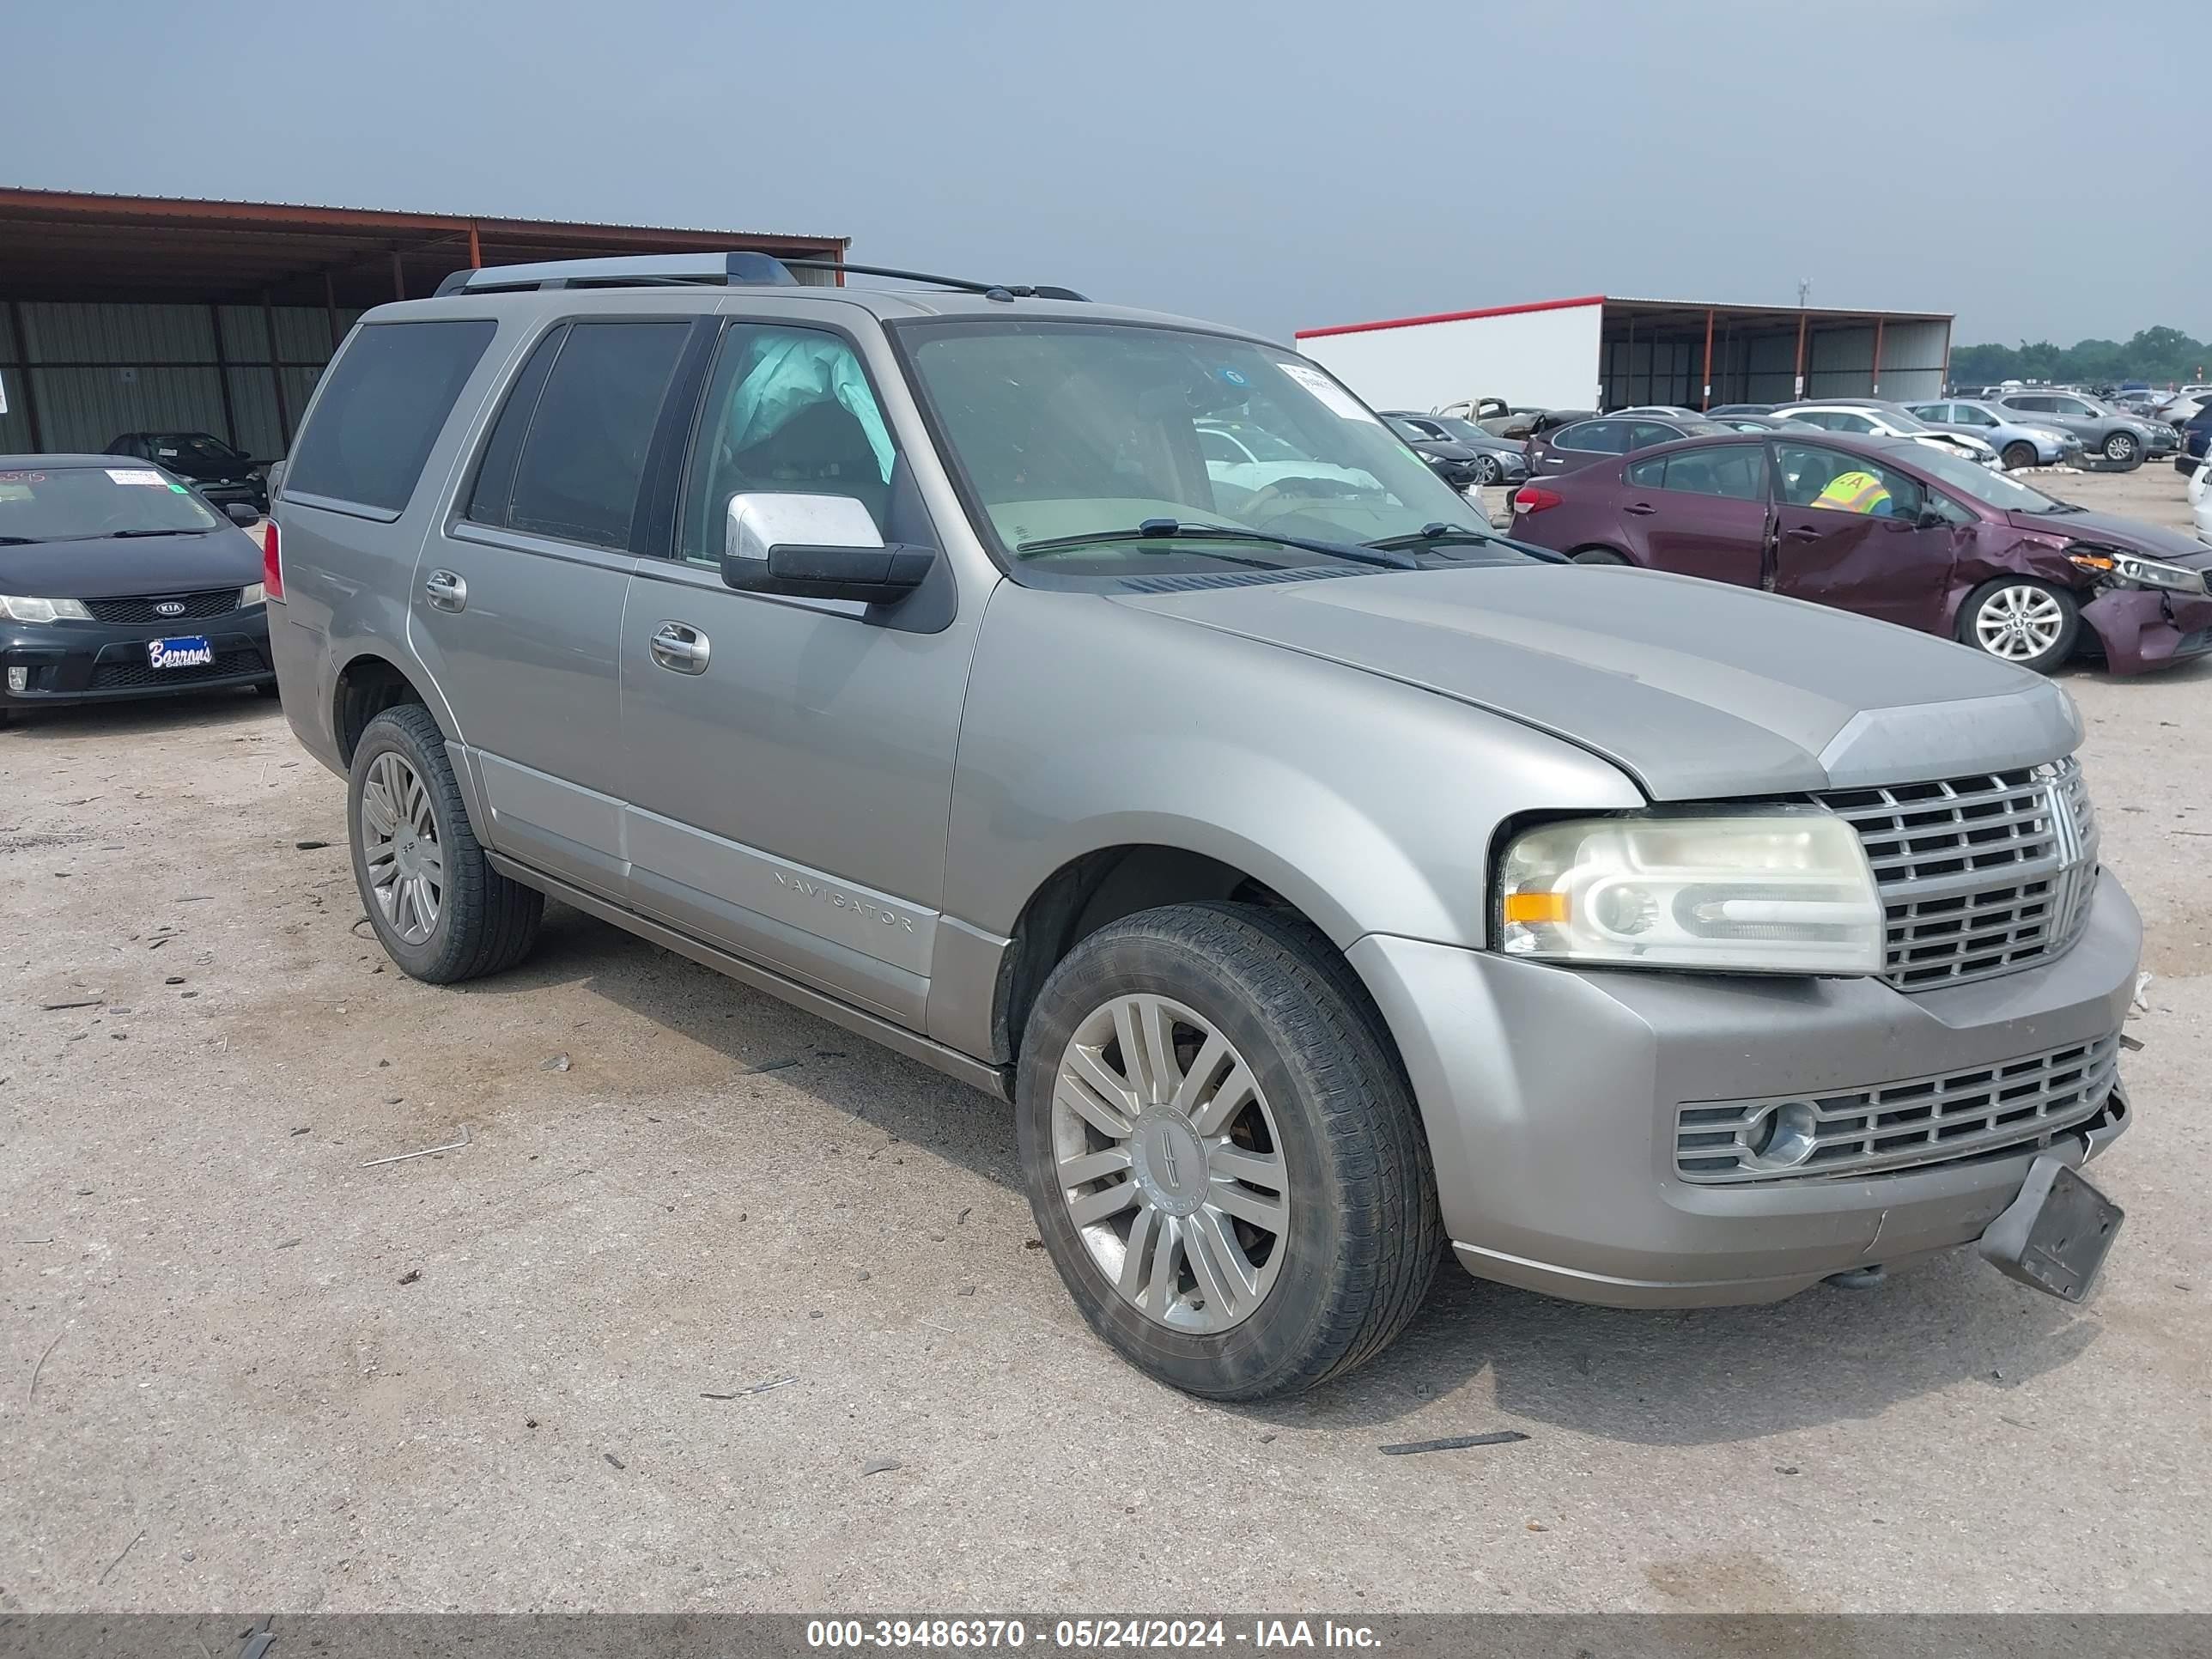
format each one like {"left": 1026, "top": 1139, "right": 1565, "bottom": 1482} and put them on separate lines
{"left": 240, "top": 582, "right": 266, "bottom": 607}
{"left": 0, "top": 595, "right": 94, "bottom": 623}
{"left": 2067, "top": 549, "right": 2209, "bottom": 593}
{"left": 1497, "top": 809, "right": 1883, "bottom": 975}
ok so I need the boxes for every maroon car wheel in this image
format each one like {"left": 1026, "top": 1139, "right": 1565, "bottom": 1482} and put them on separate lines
{"left": 1571, "top": 548, "right": 1630, "bottom": 566}
{"left": 1958, "top": 579, "right": 2079, "bottom": 674}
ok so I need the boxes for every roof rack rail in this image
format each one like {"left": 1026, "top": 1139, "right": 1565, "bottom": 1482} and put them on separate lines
{"left": 779, "top": 259, "right": 1089, "bottom": 303}
{"left": 433, "top": 252, "right": 1090, "bottom": 304}
{"left": 434, "top": 252, "right": 799, "bottom": 296}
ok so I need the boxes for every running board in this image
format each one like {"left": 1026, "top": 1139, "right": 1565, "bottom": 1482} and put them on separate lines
{"left": 484, "top": 852, "right": 1013, "bottom": 1101}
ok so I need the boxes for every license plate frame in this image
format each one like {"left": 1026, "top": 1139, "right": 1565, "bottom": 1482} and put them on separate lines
{"left": 147, "top": 635, "right": 214, "bottom": 670}
{"left": 1978, "top": 1152, "right": 2123, "bottom": 1302}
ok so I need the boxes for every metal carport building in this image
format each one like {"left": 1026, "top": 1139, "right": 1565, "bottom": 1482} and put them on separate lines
{"left": 1296, "top": 294, "right": 1955, "bottom": 416}
{"left": 0, "top": 188, "right": 848, "bottom": 461}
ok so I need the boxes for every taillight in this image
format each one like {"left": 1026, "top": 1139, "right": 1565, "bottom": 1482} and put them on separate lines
{"left": 261, "top": 520, "right": 285, "bottom": 602}
{"left": 1512, "top": 485, "right": 1564, "bottom": 514}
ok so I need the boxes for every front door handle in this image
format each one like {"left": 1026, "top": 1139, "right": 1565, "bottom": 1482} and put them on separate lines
{"left": 1625, "top": 502, "right": 1657, "bottom": 515}
{"left": 1785, "top": 526, "right": 1823, "bottom": 541}
{"left": 423, "top": 569, "right": 467, "bottom": 611}
{"left": 650, "top": 621, "right": 711, "bottom": 675}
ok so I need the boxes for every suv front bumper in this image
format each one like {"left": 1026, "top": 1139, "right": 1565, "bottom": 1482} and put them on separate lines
{"left": 1348, "top": 870, "right": 2139, "bottom": 1307}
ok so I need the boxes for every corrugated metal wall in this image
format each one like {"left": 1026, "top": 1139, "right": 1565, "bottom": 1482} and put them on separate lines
{"left": 0, "top": 300, "right": 362, "bottom": 460}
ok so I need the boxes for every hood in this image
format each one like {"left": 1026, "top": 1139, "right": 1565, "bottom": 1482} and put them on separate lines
{"left": 1112, "top": 565, "right": 2079, "bottom": 799}
{"left": 0, "top": 527, "right": 263, "bottom": 599}
{"left": 2004, "top": 507, "right": 2212, "bottom": 567}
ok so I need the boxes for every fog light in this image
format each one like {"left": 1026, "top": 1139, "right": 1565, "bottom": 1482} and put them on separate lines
{"left": 1745, "top": 1100, "right": 1820, "bottom": 1170}
{"left": 6, "top": 667, "right": 26, "bottom": 693}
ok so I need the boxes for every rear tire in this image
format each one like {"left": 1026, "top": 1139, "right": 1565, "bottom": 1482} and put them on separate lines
{"left": 1957, "top": 578, "right": 2079, "bottom": 674}
{"left": 347, "top": 703, "right": 543, "bottom": 983}
{"left": 1571, "top": 547, "right": 1631, "bottom": 566}
{"left": 2000, "top": 441, "right": 2038, "bottom": 471}
{"left": 1016, "top": 902, "right": 1440, "bottom": 1400}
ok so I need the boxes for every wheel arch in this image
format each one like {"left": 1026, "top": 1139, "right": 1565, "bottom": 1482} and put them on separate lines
{"left": 331, "top": 651, "right": 441, "bottom": 766}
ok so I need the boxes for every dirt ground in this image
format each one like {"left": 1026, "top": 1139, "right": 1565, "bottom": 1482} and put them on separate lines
{"left": 4, "top": 464, "right": 2209, "bottom": 1614}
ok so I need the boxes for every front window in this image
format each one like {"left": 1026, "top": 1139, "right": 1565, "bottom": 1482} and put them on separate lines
{"left": 1906, "top": 442, "right": 2077, "bottom": 514}
{"left": 899, "top": 320, "right": 1497, "bottom": 582}
{"left": 0, "top": 463, "right": 222, "bottom": 544}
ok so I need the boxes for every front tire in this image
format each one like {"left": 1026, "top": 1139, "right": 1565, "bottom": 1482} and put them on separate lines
{"left": 1571, "top": 547, "right": 1631, "bottom": 566}
{"left": 2102, "top": 430, "right": 2141, "bottom": 467}
{"left": 1958, "top": 578, "right": 2079, "bottom": 674}
{"left": 348, "top": 703, "right": 543, "bottom": 983}
{"left": 1473, "top": 454, "right": 1503, "bottom": 486}
{"left": 2000, "top": 441, "right": 2038, "bottom": 471}
{"left": 1016, "top": 902, "right": 1440, "bottom": 1400}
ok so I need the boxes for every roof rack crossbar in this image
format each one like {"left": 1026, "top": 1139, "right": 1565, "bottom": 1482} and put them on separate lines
{"left": 780, "top": 258, "right": 1089, "bottom": 302}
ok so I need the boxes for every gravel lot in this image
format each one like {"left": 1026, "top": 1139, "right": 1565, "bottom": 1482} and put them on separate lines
{"left": 4, "top": 465, "right": 2209, "bottom": 1614}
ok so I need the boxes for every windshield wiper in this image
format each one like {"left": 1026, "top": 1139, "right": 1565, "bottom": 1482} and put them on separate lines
{"left": 1015, "top": 518, "right": 1417, "bottom": 570}
{"left": 1364, "top": 521, "right": 1570, "bottom": 564}
{"left": 0, "top": 535, "right": 36, "bottom": 545}
{"left": 109, "top": 527, "right": 210, "bottom": 538}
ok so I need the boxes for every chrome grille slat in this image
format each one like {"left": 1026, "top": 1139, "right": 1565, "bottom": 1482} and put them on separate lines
{"left": 1675, "top": 1032, "right": 2121, "bottom": 1183}
{"left": 1819, "top": 758, "right": 2099, "bottom": 990}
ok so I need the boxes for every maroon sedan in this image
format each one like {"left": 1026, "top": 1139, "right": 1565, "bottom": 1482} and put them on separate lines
{"left": 1508, "top": 430, "right": 2212, "bottom": 674}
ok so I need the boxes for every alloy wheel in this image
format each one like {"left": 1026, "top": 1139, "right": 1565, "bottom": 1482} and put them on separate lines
{"left": 1973, "top": 585, "right": 2066, "bottom": 661}
{"left": 1474, "top": 455, "right": 1502, "bottom": 485}
{"left": 1048, "top": 994, "right": 1290, "bottom": 1334}
{"left": 360, "top": 750, "right": 443, "bottom": 945}
{"left": 2105, "top": 433, "right": 2137, "bottom": 463}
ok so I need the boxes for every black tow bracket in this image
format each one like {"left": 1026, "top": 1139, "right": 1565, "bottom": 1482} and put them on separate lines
{"left": 1978, "top": 1151, "right": 2124, "bottom": 1302}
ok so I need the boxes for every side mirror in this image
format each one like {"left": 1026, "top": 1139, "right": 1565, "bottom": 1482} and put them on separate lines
{"left": 224, "top": 501, "right": 260, "bottom": 526}
{"left": 1916, "top": 505, "right": 1948, "bottom": 531}
{"left": 722, "top": 492, "right": 933, "bottom": 605}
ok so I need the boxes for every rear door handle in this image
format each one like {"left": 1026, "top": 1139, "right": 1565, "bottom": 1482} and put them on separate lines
{"left": 423, "top": 569, "right": 467, "bottom": 611}
{"left": 650, "top": 621, "right": 711, "bottom": 674}
{"left": 1786, "top": 526, "right": 1823, "bottom": 541}
{"left": 1625, "top": 502, "right": 1657, "bottom": 515}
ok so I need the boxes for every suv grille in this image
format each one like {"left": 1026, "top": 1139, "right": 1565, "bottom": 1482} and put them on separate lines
{"left": 1817, "top": 760, "right": 2098, "bottom": 990}
{"left": 1675, "top": 1030, "right": 2121, "bottom": 1183}
{"left": 82, "top": 589, "right": 242, "bottom": 624}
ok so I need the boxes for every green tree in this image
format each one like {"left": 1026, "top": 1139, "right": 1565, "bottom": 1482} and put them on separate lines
{"left": 1950, "top": 326, "right": 2210, "bottom": 389}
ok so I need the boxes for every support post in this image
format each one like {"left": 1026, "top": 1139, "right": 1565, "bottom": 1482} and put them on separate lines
{"left": 7, "top": 299, "right": 44, "bottom": 449}
{"left": 260, "top": 291, "right": 291, "bottom": 450}
{"left": 1794, "top": 313, "right": 1808, "bottom": 401}
{"left": 210, "top": 302, "right": 240, "bottom": 452}
{"left": 1701, "top": 308, "right": 1715, "bottom": 410}
{"left": 468, "top": 220, "right": 483, "bottom": 269}
{"left": 324, "top": 270, "right": 341, "bottom": 355}
{"left": 1871, "top": 316, "right": 1885, "bottom": 398}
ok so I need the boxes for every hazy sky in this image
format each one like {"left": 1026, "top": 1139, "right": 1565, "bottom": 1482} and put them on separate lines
{"left": 3, "top": 1, "right": 2197, "bottom": 346}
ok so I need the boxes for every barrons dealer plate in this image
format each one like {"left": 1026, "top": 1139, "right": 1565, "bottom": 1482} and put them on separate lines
{"left": 148, "top": 635, "right": 215, "bottom": 669}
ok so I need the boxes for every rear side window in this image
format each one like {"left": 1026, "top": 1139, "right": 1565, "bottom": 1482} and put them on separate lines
{"left": 1554, "top": 420, "right": 1626, "bottom": 453}
{"left": 286, "top": 320, "right": 495, "bottom": 513}
{"left": 1662, "top": 444, "right": 1769, "bottom": 501}
{"left": 465, "top": 320, "right": 689, "bottom": 550}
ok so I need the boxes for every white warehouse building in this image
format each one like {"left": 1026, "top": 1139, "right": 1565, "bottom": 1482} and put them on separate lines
{"left": 1295, "top": 294, "right": 1954, "bottom": 416}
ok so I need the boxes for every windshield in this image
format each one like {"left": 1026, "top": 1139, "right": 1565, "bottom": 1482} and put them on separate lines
{"left": 900, "top": 320, "right": 1496, "bottom": 581}
{"left": 1905, "top": 444, "right": 2073, "bottom": 513}
{"left": 0, "top": 465, "right": 222, "bottom": 543}
{"left": 147, "top": 434, "right": 245, "bottom": 465}
{"left": 1426, "top": 416, "right": 1491, "bottom": 446}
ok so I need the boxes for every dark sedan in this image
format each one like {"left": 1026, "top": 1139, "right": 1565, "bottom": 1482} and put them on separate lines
{"left": 1526, "top": 412, "right": 1735, "bottom": 476}
{"left": 101, "top": 431, "right": 269, "bottom": 514}
{"left": 0, "top": 455, "right": 275, "bottom": 722}
{"left": 1380, "top": 416, "right": 1509, "bottom": 489}
{"left": 1379, "top": 411, "right": 1530, "bottom": 484}
{"left": 1506, "top": 430, "right": 2212, "bottom": 675}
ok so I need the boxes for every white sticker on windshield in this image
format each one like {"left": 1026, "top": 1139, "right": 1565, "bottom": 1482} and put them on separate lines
{"left": 1277, "top": 362, "right": 1380, "bottom": 424}
{"left": 106, "top": 468, "right": 167, "bottom": 486}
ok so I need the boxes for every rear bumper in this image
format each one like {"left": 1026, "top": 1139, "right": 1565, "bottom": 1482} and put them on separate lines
{"left": 1, "top": 611, "right": 272, "bottom": 709}
{"left": 1347, "top": 871, "right": 2140, "bottom": 1308}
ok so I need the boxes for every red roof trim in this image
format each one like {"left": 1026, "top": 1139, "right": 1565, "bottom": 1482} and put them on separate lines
{"left": 1295, "top": 295, "right": 1607, "bottom": 340}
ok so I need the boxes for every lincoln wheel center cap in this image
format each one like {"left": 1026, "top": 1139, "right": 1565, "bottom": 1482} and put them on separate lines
{"left": 1129, "top": 1111, "right": 1208, "bottom": 1218}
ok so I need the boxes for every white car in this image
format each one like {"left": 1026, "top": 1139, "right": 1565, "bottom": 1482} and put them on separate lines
{"left": 2191, "top": 456, "right": 2210, "bottom": 547}
{"left": 1771, "top": 401, "right": 2004, "bottom": 467}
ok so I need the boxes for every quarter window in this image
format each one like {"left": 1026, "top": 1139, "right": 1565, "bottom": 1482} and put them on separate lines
{"left": 678, "top": 324, "right": 897, "bottom": 566}
{"left": 1556, "top": 420, "right": 1629, "bottom": 453}
{"left": 286, "top": 320, "right": 496, "bottom": 513}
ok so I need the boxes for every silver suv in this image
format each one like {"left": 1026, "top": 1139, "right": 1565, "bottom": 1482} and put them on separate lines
{"left": 266, "top": 254, "right": 2139, "bottom": 1399}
